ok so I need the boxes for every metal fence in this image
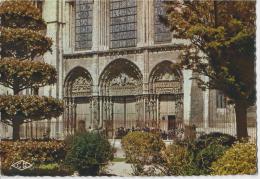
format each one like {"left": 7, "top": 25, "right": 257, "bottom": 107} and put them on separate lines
{"left": 1, "top": 117, "right": 256, "bottom": 141}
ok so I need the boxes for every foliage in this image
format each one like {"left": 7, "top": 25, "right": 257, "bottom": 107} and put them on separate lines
{"left": 159, "top": 143, "right": 193, "bottom": 176}
{"left": 211, "top": 143, "right": 257, "bottom": 175}
{"left": 0, "top": 58, "right": 57, "bottom": 92}
{"left": 121, "top": 131, "right": 165, "bottom": 176}
{"left": 0, "top": 27, "right": 52, "bottom": 59}
{"left": 65, "top": 132, "right": 114, "bottom": 176}
{"left": 170, "top": 133, "right": 235, "bottom": 175}
{"left": 163, "top": 0, "right": 256, "bottom": 139}
{"left": 0, "top": 95, "right": 64, "bottom": 125}
{"left": 121, "top": 131, "right": 165, "bottom": 164}
{"left": 211, "top": 142, "right": 257, "bottom": 175}
{"left": 38, "top": 163, "right": 60, "bottom": 170}
{"left": 0, "top": 140, "right": 72, "bottom": 176}
{"left": 194, "top": 132, "right": 236, "bottom": 151}
{"left": 187, "top": 132, "right": 235, "bottom": 174}
{"left": 0, "top": 0, "right": 46, "bottom": 30}
{"left": 0, "top": 0, "right": 63, "bottom": 140}
{"left": 194, "top": 143, "right": 227, "bottom": 174}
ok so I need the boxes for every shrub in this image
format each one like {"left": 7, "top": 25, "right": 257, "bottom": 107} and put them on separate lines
{"left": 173, "top": 133, "right": 235, "bottom": 175}
{"left": 121, "top": 131, "right": 165, "bottom": 164}
{"left": 211, "top": 142, "right": 257, "bottom": 175}
{"left": 194, "top": 132, "right": 236, "bottom": 150}
{"left": 0, "top": 140, "right": 71, "bottom": 176}
{"left": 64, "top": 132, "right": 113, "bottom": 176}
{"left": 159, "top": 143, "right": 193, "bottom": 175}
{"left": 194, "top": 143, "right": 227, "bottom": 174}
{"left": 186, "top": 132, "right": 237, "bottom": 174}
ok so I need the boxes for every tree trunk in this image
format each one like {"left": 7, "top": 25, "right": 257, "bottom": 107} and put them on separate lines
{"left": 13, "top": 119, "right": 20, "bottom": 141}
{"left": 235, "top": 101, "right": 248, "bottom": 140}
{"left": 12, "top": 86, "right": 21, "bottom": 140}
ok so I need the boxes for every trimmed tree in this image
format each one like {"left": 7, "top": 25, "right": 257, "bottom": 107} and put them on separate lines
{"left": 0, "top": 0, "right": 63, "bottom": 140}
{"left": 162, "top": 0, "right": 256, "bottom": 139}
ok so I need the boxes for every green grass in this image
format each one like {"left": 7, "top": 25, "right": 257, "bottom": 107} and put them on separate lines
{"left": 112, "top": 157, "right": 126, "bottom": 162}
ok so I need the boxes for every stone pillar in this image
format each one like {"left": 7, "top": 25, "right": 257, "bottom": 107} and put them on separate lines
{"left": 148, "top": 0, "right": 155, "bottom": 45}
{"left": 42, "top": 0, "right": 65, "bottom": 138}
{"left": 89, "top": 97, "right": 93, "bottom": 129}
{"left": 64, "top": 0, "right": 74, "bottom": 53}
{"left": 101, "top": 0, "right": 110, "bottom": 50}
{"left": 104, "top": 97, "right": 108, "bottom": 121}
{"left": 135, "top": 96, "right": 142, "bottom": 127}
{"left": 68, "top": 98, "right": 72, "bottom": 134}
{"left": 203, "top": 77, "right": 209, "bottom": 128}
{"left": 137, "top": 0, "right": 152, "bottom": 46}
{"left": 190, "top": 73, "right": 204, "bottom": 127}
{"left": 92, "top": 0, "right": 100, "bottom": 51}
{"left": 92, "top": 0, "right": 109, "bottom": 50}
{"left": 153, "top": 96, "right": 157, "bottom": 127}
{"left": 143, "top": 95, "right": 149, "bottom": 126}
{"left": 110, "top": 98, "right": 114, "bottom": 123}
{"left": 175, "top": 94, "right": 184, "bottom": 121}
{"left": 137, "top": 0, "right": 145, "bottom": 46}
{"left": 93, "top": 97, "right": 99, "bottom": 129}
{"left": 64, "top": 98, "right": 69, "bottom": 135}
{"left": 182, "top": 69, "right": 192, "bottom": 125}
{"left": 43, "top": 0, "right": 64, "bottom": 99}
{"left": 150, "top": 95, "right": 156, "bottom": 127}
{"left": 72, "top": 98, "right": 77, "bottom": 133}
{"left": 99, "top": 97, "right": 103, "bottom": 129}
{"left": 156, "top": 95, "right": 160, "bottom": 127}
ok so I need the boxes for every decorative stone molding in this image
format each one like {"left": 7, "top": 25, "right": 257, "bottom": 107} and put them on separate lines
{"left": 63, "top": 44, "right": 186, "bottom": 59}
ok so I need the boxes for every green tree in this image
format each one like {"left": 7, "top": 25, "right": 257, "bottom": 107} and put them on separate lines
{"left": 162, "top": 0, "right": 256, "bottom": 139}
{"left": 0, "top": 0, "right": 63, "bottom": 140}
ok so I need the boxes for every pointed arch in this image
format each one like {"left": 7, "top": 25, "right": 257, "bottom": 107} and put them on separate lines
{"left": 149, "top": 60, "right": 183, "bottom": 94}
{"left": 99, "top": 58, "right": 143, "bottom": 96}
{"left": 64, "top": 66, "right": 93, "bottom": 97}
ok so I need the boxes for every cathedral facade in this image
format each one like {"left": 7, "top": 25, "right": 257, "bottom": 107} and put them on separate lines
{"left": 0, "top": 0, "right": 256, "bottom": 139}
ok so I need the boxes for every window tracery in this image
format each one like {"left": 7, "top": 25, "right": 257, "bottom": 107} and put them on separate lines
{"left": 110, "top": 0, "right": 137, "bottom": 48}
{"left": 75, "top": 0, "right": 93, "bottom": 50}
{"left": 154, "top": 0, "right": 172, "bottom": 43}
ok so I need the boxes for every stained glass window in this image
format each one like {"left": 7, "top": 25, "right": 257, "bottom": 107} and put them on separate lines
{"left": 75, "top": 0, "right": 93, "bottom": 50}
{"left": 110, "top": 0, "right": 137, "bottom": 48}
{"left": 154, "top": 0, "right": 172, "bottom": 43}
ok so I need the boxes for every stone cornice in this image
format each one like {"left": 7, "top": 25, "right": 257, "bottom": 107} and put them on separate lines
{"left": 63, "top": 44, "right": 187, "bottom": 59}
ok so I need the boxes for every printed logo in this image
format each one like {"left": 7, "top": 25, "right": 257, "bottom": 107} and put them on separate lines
{"left": 11, "top": 160, "right": 32, "bottom": 171}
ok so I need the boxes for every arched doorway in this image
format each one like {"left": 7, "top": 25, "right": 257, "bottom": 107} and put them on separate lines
{"left": 64, "top": 67, "right": 93, "bottom": 134}
{"left": 149, "top": 61, "right": 183, "bottom": 131}
{"left": 99, "top": 59, "right": 143, "bottom": 135}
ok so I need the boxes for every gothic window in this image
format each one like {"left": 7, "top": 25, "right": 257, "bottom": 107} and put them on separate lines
{"left": 110, "top": 0, "right": 137, "bottom": 49}
{"left": 216, "top": 91, "right": 226, "bottom": 108}
{"left": 154, "top": 0, "right": 172, "bottom": 43}
{"left": 75, "top": 0, "right": 93, "bottom": 51}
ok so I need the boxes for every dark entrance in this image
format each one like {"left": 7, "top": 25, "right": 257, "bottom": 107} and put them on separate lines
{"left": 168, "top": 115, "right": 176, "bottom": 130}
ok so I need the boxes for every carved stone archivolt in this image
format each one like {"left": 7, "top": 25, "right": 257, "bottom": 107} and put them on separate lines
{"left": 62, "top": 60, "right": 185, "bottom": 136}
{"left": 149, "top": 61, "right": 183, "bottom": 95}
{"left": 64, "top": 67, "right": 93, "bottom": 134}
{"left": 64, "top": 67, "right": 93, "bottom": 97}
{"left": 148, "top": 61, "right": 184, "bottom": 123}
{"left": 99, "top": 59, "right": 142, "bottom": 96}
